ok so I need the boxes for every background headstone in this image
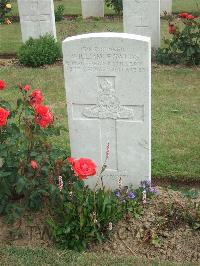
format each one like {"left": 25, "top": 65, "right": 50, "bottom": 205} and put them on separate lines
{"left": 63, "top": 33, "right": 151, "bottom": 189}
{"left": 17, "top": 0, "right": 56, "bottom": 42}
{"left": 123, "top": 0, "right": 160, "bottom": 49}
{"left": 160, "top": 0, "right": 172, "bottom": 15}
{"left": 81, "top": 0, "right": 104, "bottom": 18}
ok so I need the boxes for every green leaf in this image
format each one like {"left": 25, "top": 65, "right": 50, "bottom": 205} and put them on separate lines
{"left": 16, "top": 176, "right": 27, "bottom": 194}
{"left": 0, "top": 100, "right": 11, "bottom": 110}
{"left": 17, "top": 98, "right": 23, "bottom": 108}
{"left": 25, "top": 107, "right": 34, "bottom": 116}
{"left": 0, "top": 172, "right": 11, "bottom": 177}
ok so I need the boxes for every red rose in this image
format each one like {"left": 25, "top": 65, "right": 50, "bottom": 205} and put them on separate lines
{"left": 23, "top": 85, "right": 30, "bottom": 92}
{"left": 34, "top": 105, "right": 53, "bottom": 128}
{"left": 67, "top": 157, "right": 75, "bottom": 165}
{"left": 168, "top": 24, "right": 176, "bottom": 34}
{"left": 178, "top": 12, "right": 189, "bottom": 18}
{"left": 67, "top": 157, "right": 96, "bottom": 180}
{"left": 34, "top": 105, "right": 49, "bottom": 116}
{"left": 31, "top": 160, "right": 38, "bottom": 169}
{"left": 186, "top": 14, "right": 195, "bottom": 20}
{"left": 0, "top": 107, "right": 10, "bottom": 127}
{"left": 0, "top": 80, "right": 6, "bottom": 90}
{"left": 30, "top": 90, "right": 43, "bottom": 106}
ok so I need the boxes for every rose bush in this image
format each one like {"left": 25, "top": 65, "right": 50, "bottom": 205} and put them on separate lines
{"left": 105, "top": 0, "right": 123, "bottom": 15}
{"left": 0, "top": 107, "right": 10, "bottom": 126}
{"left": 0, "top": 80, "right": 71, "bottom": 223}
{"left": 156, "top": 13, "right": 200, "bottom": 65}
{"left": 0, "top": 80, "right": 157, "bottom": 249}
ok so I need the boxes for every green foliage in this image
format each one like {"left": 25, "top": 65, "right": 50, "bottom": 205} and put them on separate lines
{"left": 105, "top": 0, "right": 123, "bottom": 15}
{"left": 0, "top": 84, "right": 69, "bottom": 223}
{"left": 157, "top": 16, "right": 200, "bottom": 65}
{"left": 17, "top": 35, "right": 61, "bottom": 67}
{"left": 55, "top": 4, "right": 65, "bottom": 22}
{"left": 48, "top": 184, "right": 144, "bottom": 251}
{"left": 0, "top": 0, "right": 12, "bottom": 23}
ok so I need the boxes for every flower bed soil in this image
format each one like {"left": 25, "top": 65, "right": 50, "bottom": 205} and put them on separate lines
{"left": 91, "top": 187, "right": 200, "bottom": 264}
{"left": 0, "top": 187, "right": 199, "bottom": 263}
{"left": 0, "top": 210, "right": 52, "bottom": 248}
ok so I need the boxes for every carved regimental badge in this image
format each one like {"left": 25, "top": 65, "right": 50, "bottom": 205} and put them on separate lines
{"left": 82, "top": 77, "right": 134, "bottom": 120}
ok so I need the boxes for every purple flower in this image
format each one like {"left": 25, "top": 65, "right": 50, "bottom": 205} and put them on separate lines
{"left": 127, "top": 191, "right": 136, "bottom": 199}
{"left": 141, "top": 179, "right": 151, "bottom": 189}
{"left": 149, "top": 187, "right": 159, "bottom": 194}
{"left": 115, "top": 191, "right": 120, "bottom": 198}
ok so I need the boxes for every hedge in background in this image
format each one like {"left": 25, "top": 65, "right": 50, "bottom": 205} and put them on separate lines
{"left": 17, "top": 35, "right": 61, "bottom": 67}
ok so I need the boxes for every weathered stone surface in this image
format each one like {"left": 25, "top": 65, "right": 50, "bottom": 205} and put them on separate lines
{"left": 160, "top": 0, "right": 172, "bottom": 15}
{"left": 63, "top": 33, "right": 151, "bottom": 189}
{"left": 17, "top": 0, "right": 56, "bottom": 42}
{"left": 123, "top": 0, "right": 160, "bottom": 48}
{"left": 81, "top": 0, "right": 104, "bottom": 18}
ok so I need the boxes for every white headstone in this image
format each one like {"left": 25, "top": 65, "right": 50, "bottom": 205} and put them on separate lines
{"left": 63, "top": 33, "right": 151, "bottom": 189}
{"left": 160, "top": 0, "right": 172, "bottom": 15}
{"left": 17, "top": 0, "right": 56, "bottom": 42}
{"left": 123, "top": 0, "right": 160, "bottom": 49}
{"left": 81, "top": 0, "right": 104, "bottom": 18}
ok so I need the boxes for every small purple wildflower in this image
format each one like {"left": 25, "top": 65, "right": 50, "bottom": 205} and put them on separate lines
{"left": 115, "top": 191, "right": 120, "bottom": 198}
{"left": 127, "top": 191, "right": 136, "bottom": 199}
{"left": 149, "top": 187, "right": 159, "bottom": 195}
{"left": 141, "top": 179, "right": 151, "bottom": 189}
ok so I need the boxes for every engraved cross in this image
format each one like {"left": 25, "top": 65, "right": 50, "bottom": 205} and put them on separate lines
{"left": 72, "top": 76, "right": 143, "bottom": 171}
{"left": 22, "top": 2, "right": 51, "bottom": 26}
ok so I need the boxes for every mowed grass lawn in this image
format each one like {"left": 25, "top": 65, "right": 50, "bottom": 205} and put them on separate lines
{"left": 0, "top": 246, "right": 182, "bottom": 266}
{"left": 1, "top": 0, "right": 200, "bottom": 54}
{"left": 9, "top": 0, "right": 200, "bottom": 16}
{"left": 0, "top": 18, "right": 170, "bottom": 54}
{"left": 0, "top": 64, "right": 199, "bottom": 180}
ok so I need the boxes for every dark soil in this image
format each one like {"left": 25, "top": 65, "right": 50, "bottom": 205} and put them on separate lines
{"left": 152, "top": 177, "right": 200, "bottom": 188}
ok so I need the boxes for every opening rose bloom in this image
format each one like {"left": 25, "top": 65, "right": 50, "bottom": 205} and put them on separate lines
{"left": 0, "top": 107, "right": 10, "bottom": 127}
{"left": 178, "top": 12, "right": 189, "bottom": 18}
{"left": 23, "top": 85, "right": 30, "bottom": 92}
{"left": 30, "top": 90, "right": 43, "bottom": 106}
{"left": 186, "top": 14, "right": 195, "bottom": 20}
{"left": 178, "top": 12, "right": 195, "bottom": 20}
{"left": 30, "top": 160, "right": 38, "bottom": 169}
{"left": 0, "top": 80, "right": 6, "bottom": 90}
{"left": 67, "top": 157, "right": 96, "bottom": 180}
{"left": 34, "top": 104, "right": 53, "bottom": 128}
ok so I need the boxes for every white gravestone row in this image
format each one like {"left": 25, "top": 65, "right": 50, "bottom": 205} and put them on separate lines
{"left": 81, "top": 0, "right": 104, "bottom": 18}
{"left": 123, "top": 0, "right": 160, "bottom": 49}
{"left": 17, "top": 0, "right": 56, "bottom": 42}
{"left": 63, "top": 33, "right": 151, "bottom": 189}
{"left": 160, "top": 0, "right": 172, "bottom": 15}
